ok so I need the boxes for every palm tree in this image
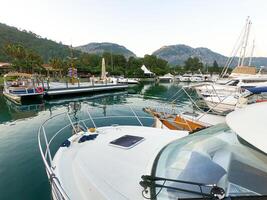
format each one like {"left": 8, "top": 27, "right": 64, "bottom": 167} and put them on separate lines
{"left": 49, "top": 58, "right": 64, "bottom": 78}
{"left": 26, "top": 50, "right": 43, "bottom": 74}
{"left": 4, "top": 44, "right": 27, "bottom": 72}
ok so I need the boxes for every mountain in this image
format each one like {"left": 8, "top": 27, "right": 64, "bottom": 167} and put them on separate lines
{"left": 153, "top": 44, "right": 267, "bottom": 67}
{"left": 75, "top": 42, "right": 136, "bottom": 58}
{"left": 0, "top": 22, "right": 79, "bottom": 62}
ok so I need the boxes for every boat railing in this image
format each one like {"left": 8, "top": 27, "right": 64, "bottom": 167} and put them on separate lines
{"left": 183, "top": 83, "right": 241, "bottom": 114}
{"left": 41, "top": 77, "right": 128, "bottom": 91}
{"left": 38, "top": 105, "right": 167, "bottom": 200}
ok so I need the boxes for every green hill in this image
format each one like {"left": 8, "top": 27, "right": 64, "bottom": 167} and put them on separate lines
{"left": 0, "top": 22, "right": 79, "bottom": 62}
{"left": 153, "top": 44, "right": 267, "bottom": 67}
{"left": 75, "top": 42, "right": 136, "bottom": 59}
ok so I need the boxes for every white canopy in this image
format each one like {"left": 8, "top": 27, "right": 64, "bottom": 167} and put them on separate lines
{"left": 141, "top": 65, "right": 154, "bottom": 75}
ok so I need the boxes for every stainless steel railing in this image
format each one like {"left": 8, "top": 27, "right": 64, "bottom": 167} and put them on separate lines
{"left": 38, "top": 106, "right": 162, "bottom": 200}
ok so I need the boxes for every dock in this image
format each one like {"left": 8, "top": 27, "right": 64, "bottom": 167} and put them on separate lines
{"left": 43, "top": 82, "right": 128, "bottom": 97}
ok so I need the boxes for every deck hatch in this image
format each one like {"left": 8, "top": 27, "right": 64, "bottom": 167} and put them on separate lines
{"left": 109, "top": 135, "right": 144, "bottom": 149}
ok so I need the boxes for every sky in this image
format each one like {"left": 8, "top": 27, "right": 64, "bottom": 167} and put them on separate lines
{"left": 1, "top": 0, "right": 267, "bottom": 57}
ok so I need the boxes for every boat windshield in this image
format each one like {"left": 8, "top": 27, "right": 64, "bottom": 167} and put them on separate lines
{"left": 152, "top": 123, "right": 267, "bottom": 199}
{"left": 225, "top": 79, "right": 239, "bottom": 86}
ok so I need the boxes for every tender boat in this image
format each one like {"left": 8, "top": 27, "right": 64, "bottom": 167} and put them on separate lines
{"left": 39, "top": 103, "right": 267, "bottom": 200}
{"left": 3, "top": 72, "right": 44, "bottom": 104}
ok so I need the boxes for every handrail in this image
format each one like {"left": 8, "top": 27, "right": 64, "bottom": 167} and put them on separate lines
{"left": 38, "top": 107, "right": 158, "bottom": 200}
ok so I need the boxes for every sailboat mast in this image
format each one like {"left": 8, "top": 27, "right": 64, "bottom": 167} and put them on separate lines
{"left": 240, "top": 17, "right": 252, "bottom": 66}
{"left": 237, "top": 17, "right": 249, "bottom": 67}
{"left": 248, "top": 39, "right": 255, "bottom": 66}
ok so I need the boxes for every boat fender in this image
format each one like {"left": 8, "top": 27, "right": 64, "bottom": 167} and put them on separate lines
{"left": 61, "top": 140, "right": 71, "bottom": 148}
{"left": 36, "top": 86, "right": 44, "bottom": 93}
{"left": 78, "top": 134, "right": 98, "bottom": 143}
{"left": 88, "top": 127, "right": 96, "bottom": 133}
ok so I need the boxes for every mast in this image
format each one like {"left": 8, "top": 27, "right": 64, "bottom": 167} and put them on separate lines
{"left": 240, "top": 17, "right": 252, "bottom": 66}
{"left": 221, "top": 18, "right": 247, "bottom": 77}
{"left": 248, "top": 39, "right": 255, "bottom": 66}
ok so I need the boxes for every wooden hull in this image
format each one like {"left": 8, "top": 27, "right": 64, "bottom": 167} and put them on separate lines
{"left": 144, "top": 108, "right": 207, "bottom": 132}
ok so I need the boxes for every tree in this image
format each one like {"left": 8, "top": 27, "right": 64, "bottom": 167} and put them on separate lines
{"left": 4, "top": 43, "right": 43, "bottom": 73}
{"left": 209, "top": 60, "right": 223, "bottom": 74}
{"left": 26, "top": 50, "right": 43, "bottom": 73}
{"left": 213, "top": 60, "right": 219, "bottom": 68}
{"left": 184, "top": 57, "right": 203, "bottom": 72}
{"left": 49, "top": 57, "right": 64, "bottom": 77}
{"left": 4, "top": 44, "right": 27, "bottom": 72}
{"left": 143, "top": 55, "right": 169, "bottom": 76}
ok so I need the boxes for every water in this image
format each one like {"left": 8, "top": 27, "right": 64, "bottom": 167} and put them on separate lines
{"left": 0, "top": 82, "right": 191, "bottom": 200}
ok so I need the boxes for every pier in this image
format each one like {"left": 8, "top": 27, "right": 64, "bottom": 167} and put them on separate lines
{"left": 44, "top": 83, "right": 128, "bottom": 97}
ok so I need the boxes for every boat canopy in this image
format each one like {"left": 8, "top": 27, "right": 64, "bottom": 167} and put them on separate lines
{"left": 226, "top": 102, "right": 267, "bottom": 153}
{"left": 4, "top": 72, "right": 33, "bottom": 78}
{"left": 247, "top": 86, "right": 267, "bottom": 94}
{"left": 231, "top": 66, "right": 257, "bottom": 75}
{"left": 161, "top": 73, "right": 174, "bottom": 77}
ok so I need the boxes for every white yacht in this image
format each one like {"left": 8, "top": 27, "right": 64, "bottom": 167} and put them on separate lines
{"left": 179, "top": 74, "right": 192, "bottom": 82}
{"left": 3, "top": 72, "right": 44, "bottom": 104}
{"left": 189, "top": 74, "right": 205, "bottom": 82}
{"left": 112, "top": 77, "right": 139, "bottom": 84}
{"left": 195, "top": 85, "right": 267, "bottom": 114}
{"left": 39, "top": 103, "right": 267, "bottom": 200}
{"left": 158, "top": 73, "right": 174, "bottom": 82}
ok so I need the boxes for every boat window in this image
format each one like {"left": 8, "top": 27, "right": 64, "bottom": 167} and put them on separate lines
{"left": 242, "top": 79, "right": 267, "bottom": 83}
{"left": 109, "top": 135, "right": 144, "bottom": 149}
{"left": 226, "top": 80, "right": 239, "bottom": 86}
{"left": 152, "top": 123, "right": 267, "bottom": 199}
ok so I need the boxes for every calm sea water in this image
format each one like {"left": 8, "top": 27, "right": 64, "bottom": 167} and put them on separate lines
{"left": 0, "top": 82, "right": 191, "bottom": 200}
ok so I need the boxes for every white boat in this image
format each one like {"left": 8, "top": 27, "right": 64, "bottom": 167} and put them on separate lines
{"left": 194, "top": 76, "right": 267, "bottom": 98}
{"left": 3, "top": 72, "right": 44, "bottom": 104}
{"left": 179, "top": 74, "right": 192, "bottom": 82}
{"left": 118, "top": 78, "right": 139, "bottom": 84}
{"left": 39, "top": 103, "right": 267, "bottom": 200}
{"left": 111, "top": 77, "right": 139, "bottom": 84}
{"left": 145, "top": 107, "right": 225, "bottom": 132}
{"left": 195, "top": 85, "right": 267, "bottom": 114}
{"left": 158, "top": 73, "right": 174, "bottom": 82}
{"left": 189, "top": 74, "right": 205, "bottom": 82}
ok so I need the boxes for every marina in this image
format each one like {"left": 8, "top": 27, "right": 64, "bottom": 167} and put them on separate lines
{"left": 1, "top": 1, "right": 267, "bottom": 200}
{"left": 38, "top": 102, "right": 267, "bottom": 199}
{"left": 0, "top": 82, "right": 191, "bottom": 200}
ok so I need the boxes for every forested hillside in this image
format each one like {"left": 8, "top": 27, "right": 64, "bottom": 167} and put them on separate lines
{"left": 0, "top": 23, "right": 80, "bottom": 62}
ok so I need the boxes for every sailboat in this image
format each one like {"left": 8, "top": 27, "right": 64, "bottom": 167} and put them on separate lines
{"left": 193, "top": 17, "right": 267, "bottom": 112}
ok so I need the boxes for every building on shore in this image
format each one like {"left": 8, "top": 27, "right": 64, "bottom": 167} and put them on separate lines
{"left": 0, "top": 62, "right": 12, "bottom": 75}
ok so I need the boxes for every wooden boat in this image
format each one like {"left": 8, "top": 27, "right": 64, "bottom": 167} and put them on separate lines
{"left": 144, "top": 107, "right": 224, "bottom": 132}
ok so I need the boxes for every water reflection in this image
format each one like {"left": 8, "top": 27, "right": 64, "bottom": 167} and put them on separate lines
{"left": 0, "top": 83, "right": 191, "bottom": 124}
{"left": 0, "top": 82, "right": 193, "bottom": 200}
